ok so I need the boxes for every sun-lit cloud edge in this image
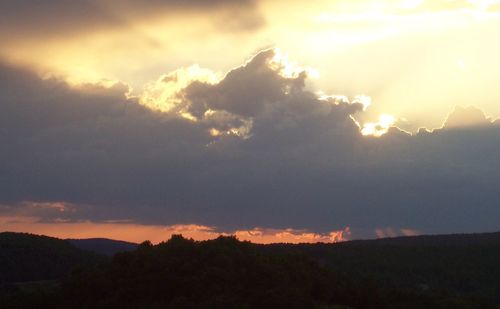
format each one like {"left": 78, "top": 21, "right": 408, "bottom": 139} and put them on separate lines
{"left": 16, "top": 45, "right": 498, "bottom": 141}
{"left": 54, "top": 46, "right": 500, "bottom": 138}
{"left": 413, "top": 105, "right": 500, "bottom": 135}
{"left": 137, "top": 47, "right": 406, "bottom": 138}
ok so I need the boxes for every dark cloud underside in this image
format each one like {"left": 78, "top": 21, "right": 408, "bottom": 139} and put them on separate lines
{"left": 1, "top": 51, "right": 499, "bottom": 237}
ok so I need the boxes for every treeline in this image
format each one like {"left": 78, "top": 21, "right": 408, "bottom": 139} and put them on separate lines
{"left": 3, "top": 234, "right": 499, "bottom": 308}
{"left": 1, "top": 232, "right": 500, "bottom": 308}
{"left": 266, "top": 233, "right": 500, "bottom": 304}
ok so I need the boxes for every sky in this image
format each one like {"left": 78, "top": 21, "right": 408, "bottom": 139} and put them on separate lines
{"left": 1, "top": 0, "right": 500, "bottom": 243}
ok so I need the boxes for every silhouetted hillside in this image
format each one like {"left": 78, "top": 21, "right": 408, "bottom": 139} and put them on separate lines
{"left": 348, "top": 231, "right": 500, "bottom": 246}
{"left": 68, "top": 238, "right": 137, "bottom": 256}
{"left": 58, "top": 235, "right": 498, "bottom": 308}
{"left": 267, "top": 232, "right": 500, "bottom": 305}
{"left": 0, "top": 232, "right": 104, "bottom": 283}
{"left": 61, "top": 236, "right": 349, "bottom": 308}
{"left": 1, "top": 232, "right": 500, "bottom": 308}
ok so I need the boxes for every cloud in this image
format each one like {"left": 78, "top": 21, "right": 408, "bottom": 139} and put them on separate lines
{"left": 0, "top": 215, "right": 349, "bottom": 244}
{"left": 1, "top": 50, "right": 500, "bottom": 239}
{"left": 443, "top": 105, "right": 492, "bottom": 129}
{"left": 0, "top": 201, "right": 79, "bottom": 222}
{"left": 374, "top": 227, "right": 421, "bottom": 238}
{"left": 0, "top": 0, "right": 263, "bottom": 42}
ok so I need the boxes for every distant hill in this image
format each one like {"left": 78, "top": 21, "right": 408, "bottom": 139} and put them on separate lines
{"left": 0, "top": 232, "right": 104, "bottom": 283}
{"left": 346, "top": 231, "right": 500, "bottom": 246}
{"left": 68, "top": 238, "right": 137, "bottom": 256}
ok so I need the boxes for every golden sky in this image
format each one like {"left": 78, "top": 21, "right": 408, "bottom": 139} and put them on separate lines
{"left": 2, "top": 0, "right": 500, "bottom": 130}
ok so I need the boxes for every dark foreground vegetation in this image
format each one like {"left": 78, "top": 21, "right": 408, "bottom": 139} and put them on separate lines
{"left": 1, "top": 232, "right": 499, "bottom": 308}
{"left": 267, "top": 233, "right": 500, "bottom": 306}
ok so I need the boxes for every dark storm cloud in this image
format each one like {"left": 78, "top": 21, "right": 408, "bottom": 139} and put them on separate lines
{"left": 1, "top": 50, "right": 500, "bottom": 238}
{"left": 0, "top": 0, "right": 263, "bottom": 41}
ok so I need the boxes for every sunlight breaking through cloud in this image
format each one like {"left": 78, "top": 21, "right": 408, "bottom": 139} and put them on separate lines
{"left": 361, "top": 114, "right": 396, "bottom": 136}
{"left": 141, "top": 65, "right": 220, "bottom": 113}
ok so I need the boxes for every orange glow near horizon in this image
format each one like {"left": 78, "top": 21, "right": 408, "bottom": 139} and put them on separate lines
{"left": 0, "top": 216, "right": 350, "bottom": 245}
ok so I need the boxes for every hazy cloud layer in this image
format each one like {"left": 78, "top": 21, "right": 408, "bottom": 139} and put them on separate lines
{"left": 1, "top": 50, "right": 499, "bottom": 238}
{"left": 0, "top": 0, "right": 263, "bottom": 41}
